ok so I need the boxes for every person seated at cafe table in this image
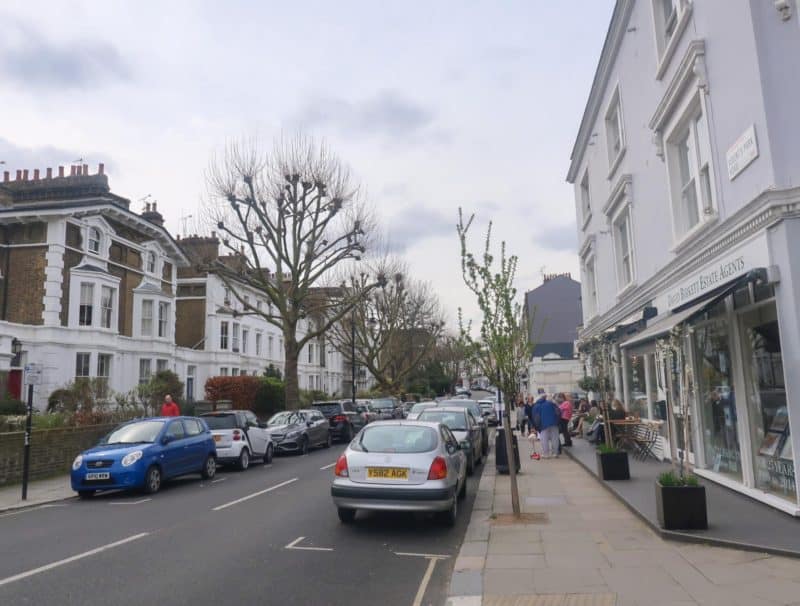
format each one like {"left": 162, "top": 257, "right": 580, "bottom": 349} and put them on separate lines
{"left": 594, "top": 399, "right": 627, "bottom": 444}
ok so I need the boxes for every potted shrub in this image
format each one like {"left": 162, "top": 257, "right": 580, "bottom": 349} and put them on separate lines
{"left": 655, "top": 471, "right": 707, "bottom": 530}
{"left": 596, "top": 443, "right": 630, "bottom": 480}
{"left": 653, "top": 327, "right": 708, "bottom": 530}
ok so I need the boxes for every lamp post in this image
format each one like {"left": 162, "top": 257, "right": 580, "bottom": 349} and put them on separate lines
{"left": 351, "top": 316, "right": 357, "bottom": 407}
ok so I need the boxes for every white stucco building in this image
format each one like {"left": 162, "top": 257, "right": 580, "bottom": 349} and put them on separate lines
{"left": 568, "top": 1, "right": 800, "bottom": 513}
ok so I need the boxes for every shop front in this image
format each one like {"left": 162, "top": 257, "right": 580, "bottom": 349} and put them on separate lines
{"left": 620, "top": 232, "right": 799, "bottom": 515}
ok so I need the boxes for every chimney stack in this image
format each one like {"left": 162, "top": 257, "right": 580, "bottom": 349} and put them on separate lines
{"left": 98, "top": 163, "right": 105, "bottom": 175}
{"left": 58, "top": 166, "right": 64, "bottom": 178}
{"left": 22, "top": 169, "right": 29, "bottom": 181}
{"left": 3, "top": 171, "right": 8, "bottom": 182}
{"left": 82, "top": 164, "right": 88, "bottom": 176}
{"left": 46, "top": 167, "right": 52, "bottom": 179}
{"left": 33, "top": 169, "right": 39, "bottom": 180}
{"left": 16, "top": 170, "right": 22, "bottom": 180}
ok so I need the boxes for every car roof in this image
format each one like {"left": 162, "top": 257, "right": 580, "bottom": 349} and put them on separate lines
{"left": 363, "top": 420, "right": 441, "bottom": 429}
{"left": 312, "top": 401, "right": 341, "bottom": 405}
{"left": 438, "top": 399, "right": 478, "bottom": 407}
{"left": 420, "top": 406, "right": 468, "bottom": 415}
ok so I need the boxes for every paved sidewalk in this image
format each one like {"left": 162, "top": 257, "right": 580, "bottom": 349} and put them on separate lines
{"left": 446, "top": 434, "right": 800, "bottom": 606}
{"left": 0, "top": 474, "right": 74, "bottom": 513}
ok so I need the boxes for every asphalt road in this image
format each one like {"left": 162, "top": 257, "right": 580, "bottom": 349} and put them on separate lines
{"left": 0, "top": 418, "right": 487, "bottom": 606}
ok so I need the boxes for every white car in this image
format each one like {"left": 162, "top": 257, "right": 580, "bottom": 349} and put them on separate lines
{"left": 200, "top": 410, "right": 274, "bottom": 470}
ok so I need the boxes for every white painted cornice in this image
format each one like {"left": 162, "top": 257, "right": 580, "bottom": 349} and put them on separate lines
{"left": 649, "top": 39, "right": 707, "bottom": 133}
{"left": 602, "top": 174, "right": 633, "bottom": 217}
{"left": 566, "top": 0, "right": 635, "bottom": 184}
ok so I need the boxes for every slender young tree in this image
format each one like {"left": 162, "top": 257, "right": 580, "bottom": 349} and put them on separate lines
{"left": 205, "top": 136, "right": 385, "bottom": 407}
{"left": 329, "top": 261, "right": 445, "bottom": 394}
{"left": 457, "top": 208, "right": 533, "bottom": 518}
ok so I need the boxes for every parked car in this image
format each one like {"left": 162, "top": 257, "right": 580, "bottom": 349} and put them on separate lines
{"left": 200, "top": 410, "right": 273, "bottom": 470}
{"left": 418, "top": 407, "right": 483, "bottom": 475}
{"left": 399, "top": 402, "right": 416, "bottom": 418}
{"left": 478, "top": 400, "right": 498, "bottom": 426}
{"left": 352, "top": 399, "right": 379, "bottom": 424}
{"left": 454, "top": 386, "right": 471, "bottom": 397}
{"left": 437, "top": 399, "right": 489, "bottom": 457}
{"left": 331, "top": 420, "right": 467, "bottom": 526}
{"left": 71, "top": 417, "right": 216, "bottom": 498}
{"left": 267, "top": 409, "right": 331, "bottom": 454}
{"left": 312, "top": 400, "right": 366, "bottom": 443}
{"left": 370, "top": 397, "right": 401, "bottom": 419}
{"left": 407, "top": 402, "right": 436, "bottom": 420}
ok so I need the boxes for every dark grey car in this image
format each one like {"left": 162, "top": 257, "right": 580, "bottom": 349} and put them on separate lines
{"left": 267, "top": 409, "right": 331, "bottom": 454}
{"left": 436, "top": 400, "right": 489, "bottom": 457}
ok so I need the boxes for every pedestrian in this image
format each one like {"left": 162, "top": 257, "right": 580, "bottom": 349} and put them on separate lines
{"left": 160, "top": 394, "right": 180, "bottom": 417}
{"left": 515, "top": 396, "right": 525, "bottom": 432}
{"left": 522, "top": 396, "right": 532, "bottom": 435}
{"left": 558, "top": 393, "right": 573, "bottom": 449}
{"left": 530, "top": 393, "right": 561, "bottom": 458}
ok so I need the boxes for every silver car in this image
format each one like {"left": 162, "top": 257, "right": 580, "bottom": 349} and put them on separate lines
{"left": 331, "top": 421, "right": 467, "bottom": 526}
{"left": 417, "top": 407, "right": 483, "bottom": 476}
{"left": 406, "top": 402, "right": 436, "bottom": 420}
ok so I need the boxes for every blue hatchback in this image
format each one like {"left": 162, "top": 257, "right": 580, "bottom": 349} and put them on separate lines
{"left": 71, "top": 417, "right": 217, "bottom": 498}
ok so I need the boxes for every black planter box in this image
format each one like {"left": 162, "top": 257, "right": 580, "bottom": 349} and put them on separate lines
{"left": 656, "top": 483, "right": 708, "bottom": 530}
{"left": 495, "top": 429, "right": 520, "bottom": 474}
{"left": 595, "top": 451, "right": 630, "bottom": 481}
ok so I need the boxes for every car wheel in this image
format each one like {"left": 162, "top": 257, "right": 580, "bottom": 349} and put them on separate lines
{"left": 201, "top": 455, "right": 217, "bottom": 479}
{"left": 458, "top": 477, "right": 467, "bottom": 501}
{"left": 324, "top": 433, "right": 332, "bottom": 448}
{"left": 337, "top": 507, "right": 356, "bottom": 524}
{"left": 238, "top": 448, "right": 250, "bottom": 471}
{"left": 143, "top": 465, "right": 162, "bottom": 494}
{"left": 264, "top": 444, "right": 273, "bottom": 464}
{"left": 467, "top": 454, "right": 475, "bottom": 477}
{"left": 77, "top": 490, "right": 94, "bottom": 500}
{"left": 299, "top": 436, "right": 309, "bottom": 456}
{"left": 438, "top": 495, "right": 458, "bottom": 527}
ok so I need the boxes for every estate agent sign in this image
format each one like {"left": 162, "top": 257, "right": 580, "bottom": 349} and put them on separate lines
{"left": 665, "top": 235, "right": 769, "bottom": 310}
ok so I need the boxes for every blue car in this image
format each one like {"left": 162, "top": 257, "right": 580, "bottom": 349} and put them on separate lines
{"left": 71, "top": 416, "right": 217, "bottom": 498}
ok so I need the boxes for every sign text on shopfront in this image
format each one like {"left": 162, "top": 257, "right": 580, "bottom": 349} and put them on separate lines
{"left": 667, "top": 256, "right": 746, "bottom": 309}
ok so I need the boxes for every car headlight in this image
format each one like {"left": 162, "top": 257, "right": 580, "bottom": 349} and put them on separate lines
{"left": 72, "top": 455, "right": 83, "bottom": 471}
{"left": 121, "top": 450, "right": 143, "bottom": 467}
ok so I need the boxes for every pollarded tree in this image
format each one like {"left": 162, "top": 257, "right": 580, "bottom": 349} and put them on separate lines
{"left": 457, "top": 208, "right": 533, "bottom": 518}
{"left": 205, "top": 136, "right": 386, "bottom": 407}
{"left": 329, "top": 262, "right": 445, "bottom": 395}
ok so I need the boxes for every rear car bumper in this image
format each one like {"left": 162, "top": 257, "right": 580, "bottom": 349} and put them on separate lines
{"left": 329, "top": 423, "right": 352, "bottom": 440}
{"left": 215, "top": 444, "right": 245, "bottom": 463}
{"left": 331, "top": 481, "right": 456, "bottom": 512}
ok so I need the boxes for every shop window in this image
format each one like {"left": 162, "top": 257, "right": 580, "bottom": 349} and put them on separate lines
{"left": 625, "top": 353, "right": 648, "bottom": 419}
{"left": 694, "top": 319, "right": 741, "bottom": 481}
{"left": 741, "top": 302, "right": 795, "bottom": 501}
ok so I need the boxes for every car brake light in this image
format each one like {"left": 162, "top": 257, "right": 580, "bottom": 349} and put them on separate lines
{"left": 428, "top": 456, "right": 447, "bottom": 480}
{"left": 333, "top": 415, "right": 347, "bottom": 423}
{"left": 233, "top": 430, "right": 241, "bottom": 441}
{"left": 334, "top": 454, "right": 349, "bottom": 477}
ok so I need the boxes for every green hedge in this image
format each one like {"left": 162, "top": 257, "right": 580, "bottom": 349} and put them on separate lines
{"left": 0, "top": 399, "right": 26, "bottom": 415}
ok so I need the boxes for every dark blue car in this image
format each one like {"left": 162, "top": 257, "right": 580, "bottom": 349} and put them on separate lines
{"left": 71, "top": 417, "right": 217, "bottom": 498}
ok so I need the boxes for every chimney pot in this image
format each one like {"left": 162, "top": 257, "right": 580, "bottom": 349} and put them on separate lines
{"left": 3, "top": 171, "right": 9, "bottom": 182}
{"left": 33, "top": 169, "right": 40, "bottom": 179}
{"left": 152, "top": 202, "right": 157, "bottom": 212}
{"left": 82, "top": 163, "right": 88, "bottom": 175}
{"left": 22, "top": 169, "right": 29, "bottom": 180}
{"left": 145, "top": 202, "right": 151, "bottom": 212}
{"left": 98, "top": 162, "right": 104, "bottom": 175}
{"left": 211, "top": 231, "right": 216, "bottom": 238}
{"left": 46, "top": 167, "right": 52, "bottom": 179}
{"left": 58, "top": 166, "right": 65, "bottom": 178}
{"left": 70, "top": 166, "right": 76, "bottom": 176}
{"left": 16, "top": 170, "right": 22, "bottom": 180}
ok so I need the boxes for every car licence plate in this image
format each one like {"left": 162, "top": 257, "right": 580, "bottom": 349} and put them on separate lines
{"left": 85, "top": 472, "right": 110, "bottom": 480}
{"left": 367, "top": 467, "right": 408, "bottom": 480}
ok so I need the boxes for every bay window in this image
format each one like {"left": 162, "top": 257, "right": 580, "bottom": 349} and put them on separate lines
{"left": 141, "top": 300, "right": 154, "bottom": 336}
{"left": 158, "top": 302, "right": 170, "bottom": 338}
{"left": 220, "top": 321, "right": 229, "bottom": 350}
{"left": 79, "top": 283, "right": 94, "bottom": 326}
{"left": 101, "top": 286, "right": 115, "bottom": 329}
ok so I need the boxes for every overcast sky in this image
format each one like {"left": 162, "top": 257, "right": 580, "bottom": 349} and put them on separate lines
{"left": 0, "top": 0, "right": 614, "bottom": 329}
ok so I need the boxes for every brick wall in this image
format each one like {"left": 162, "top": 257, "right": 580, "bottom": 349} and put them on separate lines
{"left": 0, "top": 423, "right": 116, "bottom": 486}
{"left": 6, "top": 247, "right": 47, "bottom": 324}
{"left": 176, "top": 298, "right": 206, "bottom": 349}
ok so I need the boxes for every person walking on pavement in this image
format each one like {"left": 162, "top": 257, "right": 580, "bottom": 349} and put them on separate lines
{"left": 160, "top": 394, "right": 180, "bottom": 417}
{"left": 522, "top": 396, "right": 533, "bottom": 436}
{"left": 530, "top": 393, "right": 561, "bottom": 458}
{"left": 558, "top": 393, "right": 573, "bottom": 450}
{"left": 515, "top": 396, "right": 525, "bottom": 432}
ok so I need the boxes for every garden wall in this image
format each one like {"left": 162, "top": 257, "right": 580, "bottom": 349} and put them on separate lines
{"left": 0, "top": 423, "right": 115, "bottom": 486}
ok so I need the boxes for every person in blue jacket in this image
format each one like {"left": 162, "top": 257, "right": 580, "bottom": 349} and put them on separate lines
{"left": 530, "top": 393, "right": 562, "bottom": 458}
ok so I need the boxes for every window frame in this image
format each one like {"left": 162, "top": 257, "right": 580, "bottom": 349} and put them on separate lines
{"left": 582, "top": 253, "right": 599, "bottom": 320}
{"left": 242, "top": 328, "right": 249, "bottom": 355}
{"left": 612, "top": 206, "right": 636, "bottom": 292}
{"left": 138, "top": 358, "right": 152, "bottom": 385}
{"left": 580, "top": 169, "right": 592, "bottom": 229}
{"left": 157, "top": 301, "right": 170, "bottom": 338}
{"left": 220, "top": 321, "right": 229, "bottom": 350}
{"left": 651, "top": 0, "right": 693, "bottom": 80}
{"left": 87, "top": 227, "right": 101, "bottom": 255}
{"left": 232, "top": 322, "right": 240, "bottom": 352}
{"left": 141, "top": 299, "right": 154, "bottom": 337}
{"left": 255, "top": 332, "right": 262, "bottom": 356}
{"left": 604, "top": 86, "right": 626, "bottom": 178}
{"left": 100, "top": 286, "right": 115, "bottom": 329}
{"left": 79, "top": 282, "right": 94, "bottom": 327}
{"left": 75, "top": 352, "right": 91, "bottom": 380}
{"left": 97, "top": 353, "right": 112, "bottom": 397}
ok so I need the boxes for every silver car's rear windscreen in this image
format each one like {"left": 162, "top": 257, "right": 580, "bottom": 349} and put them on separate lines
{"left": 355, "top": 425, "right": 438, "bottom": 453}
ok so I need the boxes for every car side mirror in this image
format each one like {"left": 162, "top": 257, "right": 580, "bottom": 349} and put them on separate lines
{"left": 307, "top": 421, "right": 313, "bottom": 427}
{"left": 258, "top": 422, "right": 268, "bottom": 429}
{"left": 161, "top": 435, "right": 172, "bottom": 445}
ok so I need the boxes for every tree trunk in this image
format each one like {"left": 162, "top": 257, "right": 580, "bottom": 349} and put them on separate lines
{"left": 502, "top": 392, "right": 521, "bottom": 517}
{"left": 284, "top": 338, "right": 300, "bottom": 409}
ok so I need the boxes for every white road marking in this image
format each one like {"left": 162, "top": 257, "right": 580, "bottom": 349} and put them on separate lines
{"left": 211, "top": 478, "right": 227, "bottom": 484}
{"left": 109, "top": 498, "right": 151, "bottom": 506}
{"left": 0, "top": 504, "right": 68, "bottom": 519}
{"left": 212, "top": 477, "right": 298, "bottom": 511}
{"left": 319, "top": 462, "right": 336, "bottom": 470}
{"left": 394, "top": 552, "right": 450, "bottom": 559}
{"left": 0, "top": 532, "right": 149, "bottom": 588}
{"left": 284, "top": 536, "right": 334, "bottom": 552}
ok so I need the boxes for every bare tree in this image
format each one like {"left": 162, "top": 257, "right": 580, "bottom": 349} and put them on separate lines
{"left": 329, "top": 261, "right": 446, "bottom": 395}
{"left": 205, "top": 135, "right": 386, "bottom": 407}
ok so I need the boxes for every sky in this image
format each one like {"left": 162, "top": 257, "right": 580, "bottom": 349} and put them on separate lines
{"left": 0, "top": 0, "right": 614, "bottom": 330}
